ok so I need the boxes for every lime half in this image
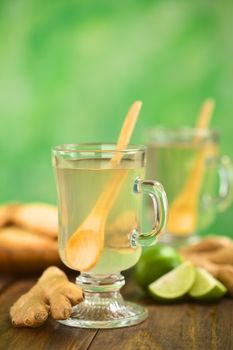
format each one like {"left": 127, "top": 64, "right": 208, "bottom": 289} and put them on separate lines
{"left": 148, "top": 261, "right": 195, "bottom": 301}
{"left": 189, "top": 268, "right": 227, "bottom": 301}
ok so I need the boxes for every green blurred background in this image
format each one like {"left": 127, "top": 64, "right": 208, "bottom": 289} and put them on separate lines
{"left": 0, "top": 0, "right": 232, "bottom": 235}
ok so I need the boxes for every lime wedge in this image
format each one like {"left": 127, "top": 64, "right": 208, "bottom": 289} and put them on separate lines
{"left": 134, "top": 244, "right": 182, "bottom": 289}
{"left": 189, "top": 268, "right": 227, "bottom": 301}
{"left": 148, "top": 261, "right": 195, "bottom": 301}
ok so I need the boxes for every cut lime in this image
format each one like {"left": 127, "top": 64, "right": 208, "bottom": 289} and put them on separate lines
{"left": 134, "top": 244, "right": 182, "bottom": 289}
{"left": 148, "top": 261, "right": 195, "bottom": 301}
{"left": 189, "top": 268, "right": 227, "bottom": 301}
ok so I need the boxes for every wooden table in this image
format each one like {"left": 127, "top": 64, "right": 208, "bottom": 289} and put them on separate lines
{"left": 0, "top": 273, "right": 233, "bottom": 350}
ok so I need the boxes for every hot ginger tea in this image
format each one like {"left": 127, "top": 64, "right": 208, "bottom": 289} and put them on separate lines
{"left": 147, "top": 138, "right": 219, "bottom": 236}
{"left": 147, "top": 142, "right": 202, "bottom": 203}
{"left": 55, "top": 158, "right": 143, "bottom": 274}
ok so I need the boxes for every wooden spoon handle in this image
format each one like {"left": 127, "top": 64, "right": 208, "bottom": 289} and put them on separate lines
{"left": 180, "top": 98, "right": 216, "bottom": 197}
{"left": 167, "top": 98, "right": 216, "bottom": 234}
{"left": 94, "top": 170, "right": 128, "bottom": 215}
{"left": 94, "top": 101, "right": 142, "bottom": 214}
{"left": 196, "top": 98, "right": 215, "bottom": 130}
{"left": 111, "top": 101, "right": 142, "bottom": 167}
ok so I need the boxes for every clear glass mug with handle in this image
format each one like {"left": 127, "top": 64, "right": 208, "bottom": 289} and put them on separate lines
{"left": 52, "top": 143, "right": 168, "bottom": 329}
{"left": 146, "top": 127, "right": 233, "bottom": 246}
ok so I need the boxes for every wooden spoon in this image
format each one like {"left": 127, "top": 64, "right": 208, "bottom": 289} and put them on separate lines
{"left": 167, "top": 99, "right": 215, "bottom": 236}
{"left": 65, "top": 101, "right": 142, "bottom": 271}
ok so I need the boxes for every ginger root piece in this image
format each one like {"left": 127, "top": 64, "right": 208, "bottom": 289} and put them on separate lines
{"left": 180, "top": 236, "right": 233, "bottom": 265}
{"left": 12, "top": 203, "right": 58, "bottom": 239}
{"left": 200, "top": 245, "right": 233, "bottom": 265}
{"left": 0, "top": 203, "right": 20, "bottom": 227}
{"left": 10, "top": 266, "right": 83, "bottom": 327}
{"left": 216, "top": 265, "right": 233, "bottom": 296}
{"left": 179, "top": 236, "right": 232, "bottom": 254}
{"left": 0, "top": 226, "right": 58, "bottom": 250}
{"left": 0, "top": 226, "right": 60, "bottom": 273}
{"left": 0, "top": 205, "right": 11, "bottom": 227}
{"left": 0, "top": 203, "right": 60, "bottom": 273}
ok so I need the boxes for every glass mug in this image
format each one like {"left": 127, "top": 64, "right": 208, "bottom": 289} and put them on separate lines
{"left": 146, "top": 128, "right": 233, "bottom": 245}
{"left": 52, "top": 143, "right": 168, "bottom": 329}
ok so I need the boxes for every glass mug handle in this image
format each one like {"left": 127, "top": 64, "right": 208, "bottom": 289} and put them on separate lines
{"left": 204, "top": 155, "right": 233, "bottom": 211}
{"left": 131, "top": 177, "right": 168, "bottom": 247}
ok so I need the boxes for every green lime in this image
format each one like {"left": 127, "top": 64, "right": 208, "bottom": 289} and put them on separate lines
{"left": 189, "top": 268, "right": 227, "bottom": 301}
{"left": 134, "top": 244, "right": 182, "bottom": 289}
{"left": 148, "top": 261, "right": 195, "bottom": 301}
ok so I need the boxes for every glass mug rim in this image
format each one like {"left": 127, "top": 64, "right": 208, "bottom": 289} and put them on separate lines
{"left": 52, "top": 143, "right": 146, "bottom": 155}
{"left": 146, "top": 127, "right": 219, "bottom": 143}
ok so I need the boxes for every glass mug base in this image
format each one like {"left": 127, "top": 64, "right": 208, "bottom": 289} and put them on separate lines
{"left": 58, "top": 273, "right": 148, "bottom": 329}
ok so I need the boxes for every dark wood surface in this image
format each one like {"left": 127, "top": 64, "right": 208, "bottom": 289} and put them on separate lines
{"left": 0, "top": 273, "right": 233, "bottom": 350}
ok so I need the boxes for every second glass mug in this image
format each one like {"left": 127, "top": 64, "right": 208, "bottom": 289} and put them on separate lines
{"left": 52, "top": 143, "right": 168, "bottom": 329}
{"left": 146, "top": 127, "right": 233, "bottom": 245}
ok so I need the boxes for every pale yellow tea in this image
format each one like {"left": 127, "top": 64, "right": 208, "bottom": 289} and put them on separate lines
{"left": 55, "top": 158, "right": 143, "bottom": 274}
{"left": 147, "top": 142, "right": 217, "bottom": 234}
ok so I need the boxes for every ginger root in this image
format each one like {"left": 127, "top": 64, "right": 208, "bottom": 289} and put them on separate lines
{"left": 0, "top": 203, "right": 19, "bottom": 227}
{"left": 0, "top": 226, "right": 60, "bottom": 273}
{"left": 12, "top": 203, "right": 58, "bottom": 239}
{"left": 0, "top": 202, "right": 60, "bottom": 273}
{"left": 200, "top": 245, "right": 233, "bottom": 265}
{"left": 179, "top": 236, "right": 232, "bottom": 254}
{"left": 10, "top": 266, "right": 83, "bottom": 327}
{"left": 180, "top": 235, "right": 233, "bottom": 296}
{"left": 0, "top": 227, "right": 58, "bottom": 251}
